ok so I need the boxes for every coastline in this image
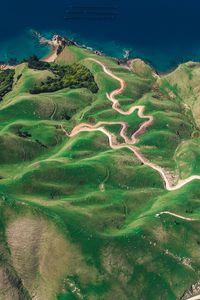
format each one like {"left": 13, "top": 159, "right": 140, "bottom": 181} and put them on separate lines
{"left": 0, "top": 64, "right": 15, "bottom": 71}
{"left": 34, "top": 32, "right": 59, "bottom": 63}
{"left": 41, "top": 33, "right": 102, "bottom": 63}
{"left": 0, "top": 32, "right": 199, "bottom": 79}
{"left": 41, "top": 46, "right": 58, "bottom": 63}
{"left": 0, "top": 28, "right": 200, "bottom": 74}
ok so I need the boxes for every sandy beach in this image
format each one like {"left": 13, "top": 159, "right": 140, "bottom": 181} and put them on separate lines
{"left": 39, "top": 35, "right": 59, "bottom": 63}
{"left": 42, "top": 47, "right": 58, "bottom": 63}
{"left": 40, "top": 35, "right": 67, "bottom": 63}
{"left": 0, "top": 64, "right": 15, "bottom": 71}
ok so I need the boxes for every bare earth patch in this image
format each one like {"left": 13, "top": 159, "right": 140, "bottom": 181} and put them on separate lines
{"left": 6, "top": 214, "right": 98, "bottom": 299}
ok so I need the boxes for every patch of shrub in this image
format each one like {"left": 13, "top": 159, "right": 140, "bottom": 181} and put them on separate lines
{"left": 25, "top": 56, "right": 98, "bottom": 94}
{"left": 0, "top": 69, "right": 15, "bottom": 101}
{"left": 23, "top": 55, "right": 50, "bottom": 70}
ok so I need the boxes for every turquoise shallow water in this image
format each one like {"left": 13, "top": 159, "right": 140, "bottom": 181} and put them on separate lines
{"left": 0, "top": 29, "right": 136, "bottom": 66}
{"left": 2, "top": 0, "right": 200, "bottom": 72}
{"left": 3, "top": 28, "right": 200, "bottom": 73}
{"left": 0, "top": 30, "right": 51, "bottom": 64}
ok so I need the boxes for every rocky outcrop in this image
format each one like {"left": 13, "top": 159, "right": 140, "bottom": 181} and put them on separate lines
{"left": 32, "top": 31, "right": 73, "bottom": 56}
{"left": 52, "top": 35, "right": 75, "bottom": 55}
{"left": 32, "top": 30, "right": 104, "bottom": 59}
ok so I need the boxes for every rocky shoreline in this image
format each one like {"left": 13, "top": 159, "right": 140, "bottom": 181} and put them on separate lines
{"left": 32, "top": 31, "right": 103, "bottom": 63}
{"left": 0, "top": 30, "right": 134, "bottom": 70}
{"left": 0, "top": 32, "right": 153, "bottom": 74}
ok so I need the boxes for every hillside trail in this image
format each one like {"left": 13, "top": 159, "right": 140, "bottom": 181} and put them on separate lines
{"left": 155, "top": 211, "right": 195, "bottom": 221}
{"left": 62, "top": 58, "right": 200, "bottom": 192}
{"left": 182, "top": 296, "right": 200, "bottom": 300}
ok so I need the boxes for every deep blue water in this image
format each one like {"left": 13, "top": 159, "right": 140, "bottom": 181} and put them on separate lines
{"left": 1, "top": 0, "right": 200, "bottom": 71}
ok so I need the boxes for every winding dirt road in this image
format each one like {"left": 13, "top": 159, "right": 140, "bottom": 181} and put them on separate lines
{"left": 156, "top": 211, "right": 195, "bottom": 221}
{"left": 184, "top": 296, "right": 200, "bottom": 300}
{"left": 64, "top": 58, "right": 200, "bottom": 192}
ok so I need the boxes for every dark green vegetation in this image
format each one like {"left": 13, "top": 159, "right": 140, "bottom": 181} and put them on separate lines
{"left": 25, "top": 55, "right": 98, "bottom": 94}
{"left": 0, "top": 46, "right": 200, "bottom": 300}
{"left": 0, "top": 69, "right": 15, "bottom": 101}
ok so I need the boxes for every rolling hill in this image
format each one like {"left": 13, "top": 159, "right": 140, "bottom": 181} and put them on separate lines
{"left": 0, "top": 43, "right": 200, "bottom": 300}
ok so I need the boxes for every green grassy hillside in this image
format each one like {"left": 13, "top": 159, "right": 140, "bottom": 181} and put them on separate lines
{"left": 0, "top": 45, "right": 200, "bottom": 300}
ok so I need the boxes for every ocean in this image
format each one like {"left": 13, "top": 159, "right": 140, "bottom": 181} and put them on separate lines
{"left": 1, "top": 0, "right": 200, "bottom": 71}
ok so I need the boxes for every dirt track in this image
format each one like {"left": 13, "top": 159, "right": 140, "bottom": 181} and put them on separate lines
{"left": 64, "top": 58, "right": 200, "bottom": 192}
{"left": 156, "top": 211, "right": 195, "bottom": 221}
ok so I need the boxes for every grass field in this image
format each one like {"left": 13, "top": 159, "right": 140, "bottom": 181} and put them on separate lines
{"left": 0, "top": 45, "right": 200, "bottom": 300}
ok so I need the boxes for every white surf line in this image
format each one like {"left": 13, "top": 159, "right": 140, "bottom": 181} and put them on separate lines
{"left": 65, "top": 58, "right": 200, "bottom": 192}
{"left": 156, "top": 211, "right": 195, "bottom": 221}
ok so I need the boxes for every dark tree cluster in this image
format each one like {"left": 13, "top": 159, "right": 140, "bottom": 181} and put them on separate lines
{"left": 23, "top": 55, "right": 50, "bottom": 70}
{"left": 25, "top": 56, "right": 99, "bottom": 94}
{"left": 0, "top": 69, "right": 15, "bottom": 101}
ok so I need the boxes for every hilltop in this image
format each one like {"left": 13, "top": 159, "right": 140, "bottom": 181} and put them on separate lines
{"left": 0, "top": 40, "right": 200, "bottom": 300}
